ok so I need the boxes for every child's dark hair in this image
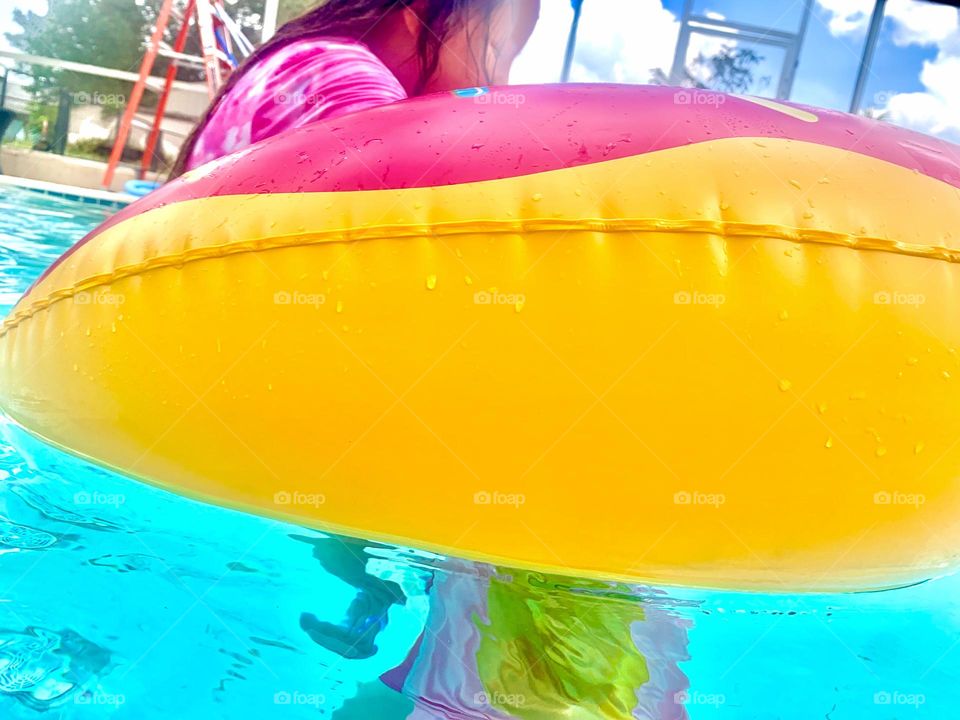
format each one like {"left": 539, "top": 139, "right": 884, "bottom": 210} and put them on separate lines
{"left": 170, "top": 0, "right": 504, "bottom": 177}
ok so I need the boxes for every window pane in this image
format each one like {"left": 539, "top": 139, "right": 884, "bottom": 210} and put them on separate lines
{"left": 687, "top": 0, "right": 809, "bottom": 32}
{"left": 511, "top": 0, "right": 959, "bottom": 142}
{"left": 854, "top": 0, "right": 959, "bottom": 142}
{"left": 677, "top": 33, "right": 788, "bottom": 97}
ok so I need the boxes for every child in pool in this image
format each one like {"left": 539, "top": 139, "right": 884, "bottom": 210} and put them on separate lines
{"left": 171, "top": 0, "right": 540, "bottom": 175}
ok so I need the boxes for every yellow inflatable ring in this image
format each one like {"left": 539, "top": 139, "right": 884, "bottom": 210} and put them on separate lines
{"left": 3, "top": 85, "right": 960, "bottom": 591}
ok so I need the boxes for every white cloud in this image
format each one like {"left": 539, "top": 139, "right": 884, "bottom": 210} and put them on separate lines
{"left": 511, "top": 0, "right": 681, "bottom": 84}
{"left": 816, "top": 0, "right": 957, "bottom": 45}
{"left": 886, "top": 52, "right": 960, "bottom": 142}
{"left": 816, "top": 0, "right": 874, "bottom": 36}
{"left": 510, "top": 1, "right": 572, "bottom": 83}
{"left": 816, "top": 0, "right": 960, "bottom": 141}
{"left": 886, "top": 0, "right": 958, "bottom": 46}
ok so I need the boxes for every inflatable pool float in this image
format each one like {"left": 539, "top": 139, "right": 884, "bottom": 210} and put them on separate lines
{"left": 122, "top": 179, "right": 163, "bottom": 198}
{"left": 2, "top": 85, "right": 959, "bottom": 591}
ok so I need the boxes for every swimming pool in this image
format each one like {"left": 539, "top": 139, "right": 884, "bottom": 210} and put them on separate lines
{"left": 0, "top": 183, "right": 958, "bottom": 719}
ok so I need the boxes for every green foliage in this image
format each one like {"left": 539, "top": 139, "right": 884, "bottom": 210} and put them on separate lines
{"left": 4, "top": 0, "right": 270, "bottom": 105}
{"left": 693, "top": 46, "right": 770, "bottom": 95}
{"left": 66, "top": 136, "right": 115, "bottom": 160}
{"left": 6, "top": 0, "right": 146, "bottom": 101}
{"left": 24, "top": 98, "right": 59, "bottom": 142}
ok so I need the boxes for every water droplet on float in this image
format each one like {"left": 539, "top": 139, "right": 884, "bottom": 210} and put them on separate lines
{"left": 110, "top": 322, "right": 116, "bottom": 333}
{"left": 818, "top": 403, "right": 828, "bottom": 414}
{"left": 267, "top": 383, "right": 273, "bottom": 391}
{"left": 779, "top": 379, "right": 792, "bottom": 392}
{"left": 720, "top": 201, "right": 730, "bottom": 211}
{"left": 532, "top": 193, "right": 543, "bottom": 202}
{"left": 907, "top": 356, "right": 919, "bottom": 366}
{"left": 85, "top": 327, "right": 91, "bottom": 337}
{"left": 779, "top": 310, "right": 789, "bottom": 321}
{"left": 72, "top": 363, "right": 78, "bottom": 372}
{"left": 464, "top": 275, "right": 473, "bottom": 285}
{"left": 876, "top": 446, "right": 887, "bottom": 458}
{"left": 336, "top": 300, "right": 344, "bottom": 313}
{"left": 426, "top": 274, "right": 437, "bottom": 290}
{"left": 515, "top": 299, "right": 525, "bottom": 313}
{"left": 825, "top": 437, "right": 834, "bottom": 449}
{"left": 943, "top": 370, "right": 952, "bottom": 380}
{"left": 915, "top": 442, "right": 925, "bottom": 455}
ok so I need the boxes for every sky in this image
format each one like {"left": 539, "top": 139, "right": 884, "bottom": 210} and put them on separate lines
{"left": 2, "top": 0, "right": 958, "bottom": 142}
{"left": 512, "top": 0, "right": 960, "bottom": 142}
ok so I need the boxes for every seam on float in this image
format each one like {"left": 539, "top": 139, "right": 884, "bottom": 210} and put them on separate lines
{"left": 2, "top": 217, "right": 957, "bottom": 336}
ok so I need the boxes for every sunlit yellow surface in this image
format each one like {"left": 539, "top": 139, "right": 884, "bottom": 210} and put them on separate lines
{"left": 3, "top": 137, "right": 960, "bottom": 591}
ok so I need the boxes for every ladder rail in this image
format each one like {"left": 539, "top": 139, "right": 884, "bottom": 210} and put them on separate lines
{"left": 102, "top": 0, "right": 176, "bottom": 188}
{"left": 102, "top": 0, "right": 245, "bottom": 188}
{"left": 140, "top": 0, "right": 198, "bottom": 179}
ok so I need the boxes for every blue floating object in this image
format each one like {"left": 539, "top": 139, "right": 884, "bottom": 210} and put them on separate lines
{"left": 123, "top": 179, "right": 162, "bottom": 197}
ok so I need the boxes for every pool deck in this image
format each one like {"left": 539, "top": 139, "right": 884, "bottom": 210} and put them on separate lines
{"left": 0, "top": 174, "right": 135, "bottom": 207}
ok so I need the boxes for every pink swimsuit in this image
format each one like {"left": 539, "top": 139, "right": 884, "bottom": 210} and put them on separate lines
{"left": 186, "top": 37, "right": 407, "bottom": 170}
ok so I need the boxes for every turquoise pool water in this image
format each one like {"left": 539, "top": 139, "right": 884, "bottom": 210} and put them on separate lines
{"left": 0, "top": 184, "right": 958, "bottom": 719}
